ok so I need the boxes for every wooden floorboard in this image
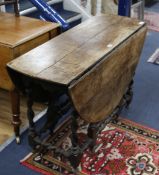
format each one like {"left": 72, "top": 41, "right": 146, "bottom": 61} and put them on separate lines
{"left": 0, "top": 88, "right": 45, "bottom": 145}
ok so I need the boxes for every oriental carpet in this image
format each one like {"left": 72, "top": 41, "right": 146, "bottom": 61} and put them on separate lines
{"left": 21, "top": 117, "right": 159, "bottom": 175}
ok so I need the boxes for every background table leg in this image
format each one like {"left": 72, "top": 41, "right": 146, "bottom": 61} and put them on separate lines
{"left": 10, "top": 88, "right": 21, "bottom": 144}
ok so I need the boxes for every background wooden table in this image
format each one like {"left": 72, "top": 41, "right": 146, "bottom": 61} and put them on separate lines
{"left": 0, "top": 12, "right": 60, "bottom": 143}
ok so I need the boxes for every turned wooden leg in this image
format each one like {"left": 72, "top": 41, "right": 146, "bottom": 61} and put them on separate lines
{"left": 26, "top": 87, "right": 39, "bottom": 149}
{"left": 87, "top": 123, "right": 97, "bottom": 152}
{"left": 125, "top": 79, "right": 134, "bottom": 108}
{"left": 10, "top": 88, "right": 21, "bottom": 144}
{"left": 26, "top": 88, "right": 35, "bottom": 130}
{"left": 71, "top": 113, "right": 78, "bottom": 147}
{"left": 40, "top": 97, "right": 62, "bottom": 134}
{"left": 14, "top": 0, "right": 20, "bottom": 16}
{"left": 69, "top": 112, "right": 82, "bottom": 170}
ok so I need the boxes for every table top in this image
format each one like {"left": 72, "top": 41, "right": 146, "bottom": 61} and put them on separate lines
{"left": 8, "top": 14, "right": 146, "bottom": 86}
{"left": 0, "top": 12, "right": 59, "bottom": 47}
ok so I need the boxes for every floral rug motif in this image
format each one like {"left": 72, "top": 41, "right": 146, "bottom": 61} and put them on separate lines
{"left": 21, "top": 118, "right": 159, "bottom": 175}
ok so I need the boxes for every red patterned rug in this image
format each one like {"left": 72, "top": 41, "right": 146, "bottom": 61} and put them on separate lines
{"left": 21, "top": 118, "right": 159, "bottom": 175}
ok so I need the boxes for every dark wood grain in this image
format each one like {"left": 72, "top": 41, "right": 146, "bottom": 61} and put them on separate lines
{"left": 69, "top": 27, "right": 147, "bottom": 122}
{"left": 7, "top": 15, "right": 145, "bottom": 86}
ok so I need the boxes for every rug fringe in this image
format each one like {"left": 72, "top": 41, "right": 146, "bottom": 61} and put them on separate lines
{"left": 21, "top": 161, "right": 56, "bottom": 175}
{"left": 120, "top": 116, "right": 159, "bottom": 134}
